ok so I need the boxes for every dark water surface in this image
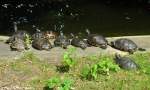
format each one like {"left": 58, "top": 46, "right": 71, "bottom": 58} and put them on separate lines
{"left": 30, "top": 1, "right": 150, "bottom": 36}
{"left": 1, "top": 1, "right": 150, "bottom": 37}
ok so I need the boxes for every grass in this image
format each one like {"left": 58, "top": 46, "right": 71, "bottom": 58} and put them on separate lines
{"left": 0, "top": 51, "right": 150, "bottom": 90}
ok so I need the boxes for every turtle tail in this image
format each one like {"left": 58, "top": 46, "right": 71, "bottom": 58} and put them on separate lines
{"left": 138, "top": 48, "right": 146, "bottom": 51}
{"left": 107, "top": 41, "right": 114, "bottom": 47}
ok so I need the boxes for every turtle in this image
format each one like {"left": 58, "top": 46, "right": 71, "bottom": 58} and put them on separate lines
{"left": 54, "top": 31, "right": 70, "bottom": 49}
{"left": 86, "top": 29, "right": 108, "bottom": 49}
{"left": 70, "top": 33, "right": 88, "bottom": 49}
{"left": 43, "top": 31, "right": 58, "bottom": 39}
{"left": 32, "top": 38, "right": 52, "bottom": 51}
{"left": 10, "top": 37, "right": 26, "bottom": 52}
{"left": 6, "top": 30, "right": 28, "bottom": 44}
{"left": 6, "top": 22, "right": 29, "bottom": 44}
{"left": 114, "top": 54, "right": 140, "bottom": 70}
{"left": 43, "top": 31, "right": 58, "bottom": 46}
{"left": 110, "top": 38, "right": 146, "bottom": 54}
{"left": 32, "top": 28, "right": 43, "bottom": 40}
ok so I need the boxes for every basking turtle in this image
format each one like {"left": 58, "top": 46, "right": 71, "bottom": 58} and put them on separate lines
{"left": 10, "top": 37, "right": 26, "bottom": 52}
{"left": 70, "top": 33, "right": 88, "bottom": 49}
{"left": 114, "top": 54, "right": 140, "bottom": 70}
{"left": 110, "top": 38, "right": 146, "bottom": 54}
{"left": 43, "top": 31, "right": 58, "bottom": 46}
{"left": 43, "top": 31, "right": 57, "bottom": 39}
{"left": 6, "top": 30, "right": 28, "bottom": 44}
{"left": 32, "top": 28, "right": 43, "bottom": 40}
{"left": 54, "top": 31, "right": 70, "bottom": 49}
{"left": 32, "top": 38, "right": 52, "bottom": 51}
{"left": 6, "top": 22, "right": 29, "bottom": 44}
{"left": 86, "top": 29, "right": 108, "bottom": 49}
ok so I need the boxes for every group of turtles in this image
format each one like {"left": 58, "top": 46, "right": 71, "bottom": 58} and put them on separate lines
{"left": 6, "top": 29, "right": 144, "bottom": 54}
{"left": 5, "top": 22, "right": 146, "bottom": 70}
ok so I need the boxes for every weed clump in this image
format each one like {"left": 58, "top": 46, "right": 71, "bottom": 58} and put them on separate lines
{"left": 57, "top": 47, "right": 76, "bottom": 72}
{"left": 45, "top": 77, "right": 74, "bottom": 90}
{"left": 81, "top": 55, "right": 120, "bottom": 80}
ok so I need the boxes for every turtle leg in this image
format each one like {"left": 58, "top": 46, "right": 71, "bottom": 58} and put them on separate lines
{"left": 128, "top": 49, "right": 134, "bottom": 54}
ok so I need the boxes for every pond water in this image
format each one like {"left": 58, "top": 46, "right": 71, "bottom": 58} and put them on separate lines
{"left": 1, "top": 0, "right": 150, "bottom": 37}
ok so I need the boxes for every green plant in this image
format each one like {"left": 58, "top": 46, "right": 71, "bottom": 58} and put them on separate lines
{"left": 81, "top": 64, "right": 99, "bottom": 80}
{"left": 63, "top": 52, "right": 74, "bottom": 68}
{"left": 81, "top": 65, "right": 90, "bottom": 80}
{"left": 132, "top": 53, "right": 150, "bottom": 75}
{"left": 45, "top": 77, "right": 74, "bottom": 90}
{"left": 90, "top": 64, "right": 98, "bottom": 80}
{"left": 81, "top": 56, "right": 120, "bottom": 80}
{"left": 59, "top": 47, "right": 76, "bottom": 72}
{"left": 24, "top": 33, "right": 32, "bottom": 49}
{"left": 46, "top": 77, "right": 60, "bottom": 89}
{"left": 97, "top": 58, "right": 120, "bottom": 75}
{"left": 60, "top": 79, "right": 74, "bottom": 90}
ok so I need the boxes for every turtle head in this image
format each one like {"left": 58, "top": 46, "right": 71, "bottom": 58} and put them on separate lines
{"left": 114, "top": 53, "right": 123, "bottom": 65}
{"left": 70, "top": 33, "right": 75, "bottom": 38}
{"left": 85, "top": 29, "right": 90, "bottom": 35}
{"left": 79, "top": 41, "right": 87, "bottom": 49}
{"left": 100, "top": 44, "right": 107, "bottom": 49}
{"left": 13, "top": 22, "right": 18, "bottom": 32}
{"left": 115, "top": 53, "right": 122, "bottom": 59}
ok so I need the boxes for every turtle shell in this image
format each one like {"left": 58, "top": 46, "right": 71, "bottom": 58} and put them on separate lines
{"left": 32, "top": 38, "right": 52, "bottom": 51}
{"left": 10, "top": 37, "right": 25, "bottom": 52}
{"left": 115, "top": 55, "right": 139, "bottom": 70}
{"left": 54, "top": 34, "right": 70, "bottom": 49}
{"left": 43, "top": 31, "right": 58, "bottom": 39}
{"left": 6, "top": 30, "right": 29, "bottom": 44}
{"left": 111, "top": 38, "right": 138, "bottom": 53}
{"left": 87, "top": 34, "right": 108, "bottom": 49}
{"left": 71, "top": 37, "right": 88, "bottom": 49}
